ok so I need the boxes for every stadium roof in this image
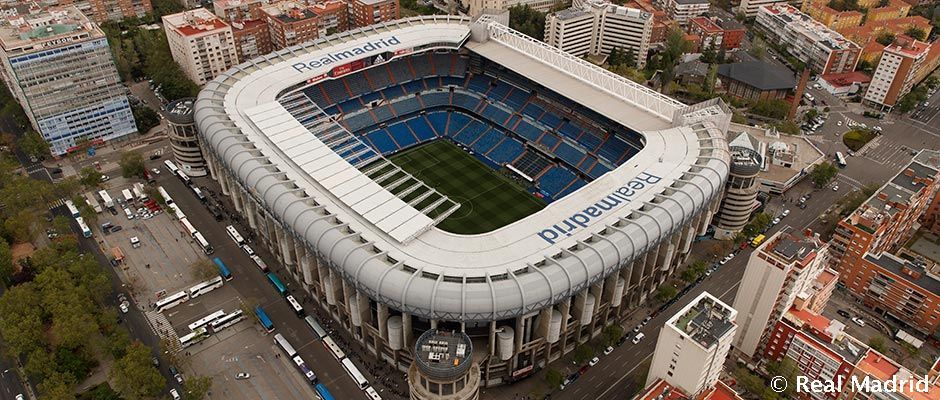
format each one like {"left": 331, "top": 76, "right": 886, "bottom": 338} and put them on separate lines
{"left": 195, "top": 16, "right": 730, "bottom": 321}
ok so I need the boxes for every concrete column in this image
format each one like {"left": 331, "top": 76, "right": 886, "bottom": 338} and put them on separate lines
{"left": 280, "top": 226, "right": 295, "bottom": 266}
{"left": 300, "top": 250, "right": 314, "bottom": 285}
{"left": 489, "top": 321, "right": 497, "bottom": 356}
{"left": 219, "top": 168, "right": 230, "bottom": 195}
{"left": 245, "top": 200, "right": 258, "bottom": 230}
{"left": 402, "top": 313, "right": 412, "bottom": 348}
{"left": 232, "top": 187, "right": 245, "bottom": 213}
{"left": 377, "top": 303, "right": 389, "bottom": 341}
{"left": 205, "top": 150, "right": 218, "bottom": 180}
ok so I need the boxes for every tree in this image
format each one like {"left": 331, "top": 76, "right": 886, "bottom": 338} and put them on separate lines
{"left": 804, "top": 108, "right": 819, "bottom": 123}
{"left": 700, "top": 43, "right": 718, "bottom": 64}
{"left": 656, "top": 285, "right": 677, "bottom": 303}
{"left": 544, "top": 368, "right": 563, "bottom": 389}
{"left": 603, "top": 324, "right": 624, "bottom": 345}
{"left": 508, "top": 5, "right": 546, "bottom": 41}
{"left": 132, "top": 104, "right": 161, "bottom": 135}
{"left": 868, "top": 336, "right": 887, "bottom": 353}
{"left": 573, "top": 344, "right": 594, "bottom": 363}
{"left": 119, "top": 151, "right": 145, "bottom": 178}
{"left": 38, "top": 371, "right": 76, "bottom": 400}
{"left": 749, "top": 99, "right": 791, "bottom": 119}
{"left": 681, "top": 260, "right": 708, "bottom": 282}
{"left": 111, "top": 341, "right": 165, "bottom": 400}
{"left": 183, "top": 375, "right": 213, "bottom": 400}
{"left": 0, "top": 239, "right": 12, "bottom": 287}
{"left": 766, "top": 358, "right": 799, "bottom": 398}
{"left": 0, "top": 283, "right": 45, "bottom": 357}
{"left": 810, "top": 162, "right": 839, "bottom": 188}
{"left": 4, "top": 209, "right": 37, "bottom": 244}
{"left": 18, "top": 130, "right": 50, "bottom": 158}
{"left": 876, "top": 32, "right": 896, "bottom": 46}
{"left": 743, "top": 213, "right": 773, "bottom": 238}
{"left": 905, "top": 26, "right": 927, "bottom": 41}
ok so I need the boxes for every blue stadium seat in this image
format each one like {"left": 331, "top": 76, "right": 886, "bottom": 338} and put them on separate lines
{"left": 488, "top": 138, "right": 524, "bottom": 164}
{"left": 421, "top": 92, "right": 450, "bottom": 108}
{"left": 366, "top": 68, "right": 391, "bottom": 90}
{"left": 321, "top": 79, "right": 349, "bottom": 104}
{"left": 503, "top": 89, "right": 529, "bottom": 110}
{"left": 587, "top": 161, "right": 611, "bottom": 179}
{"left": 346, "top": 77, "right": 371, "bottom": 97}
{"left": 578, "top": 132, "right": 602, "bottom": 151}
{"left": 360, "top": 91, "right": 382, "bottom": 105}
{"left": 411, "top": 56, "right": 433, "bottom": 78}
{"left": 454, "top": 120, "right": 486, "bottom": 145}
{"left": 381, "top": 85, "right": 405, "bottom": 100}
{"left": 432, "top": 54, "right": 452, "bottom": 76}
{"left": 554, "top": 141, "right": 586, "bottom": 167}
{"left": 558, "top": 122, "right": 580, "bottom": 140}
{"left": 514, "top": 120, "right": 542, "bottom": 142}
{"left": 365, "top": 130, "right": 398, "bottom": 154}
{"left": 540, "top": 112, "right": 561, "bottom": 129}
{"left": 481, "top": 105, "right": 510, "bottom": 124}
{"left": 305, "top": 86, "right": 329, "bottom": 107}
{"left": 538, "top": 167, "right": 577, "bottom": 198}
{"left": 488, "top": 84, "right": 511, "bottom": 101}
{"left": 440, "top": 77, "right": 464, "bottom": 87}
{"left": 388, "top": 123, "right": 418, "bottom": 148}
{"left": 402, "top": 80, "right": 424, "bottom": 94}
{"left": 468, "top": 76, "right": 491, "bottom": 93}
{"left": 521, "top": 103, "right": 544, "bottom": 119}
{"left": 471, "top": 129, "right": 502, "bottom": 154}
{"left": 388, "top": 62, "right": 412, "bottom": 83}
{"left": 406, "top": 117, "right": 437, "bottom": 142}
{"left": 426, "top": 112, "right": 449, "bottom": 135}
{"left": 446, "top": 113, "right": 471, "bottom": 137}
{"left": 537, "top": 133, "right": 558, "bottom": 149}
{"left": 344, "top": 113, "right": 376, "bottom": 133}
{"left": 393, "top": 97, "right": 422, "bottom": 117}
{"left": 452, "top": 93, "right": 480, "bottom": 110}
{"left": 557, "top": 178, "right": 586, "bottom": 199}
{"left": 453, "top": 57, "right": 468, "bottom": 76}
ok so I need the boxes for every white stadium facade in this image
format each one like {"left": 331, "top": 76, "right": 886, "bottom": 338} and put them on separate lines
{"left": 194, "top": 15, "right": 731, "bottom": 385}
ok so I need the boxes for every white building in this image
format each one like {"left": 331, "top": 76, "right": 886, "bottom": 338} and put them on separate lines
{"left": 0, "top": 4, "right": 136, "bottom": 155}
{"left": 754, "top": 4, "right": 860, "bottom": 75}
{"left": 664, "top": 0, "right": 709, "bottom": 25}
{"left": 647, "top": 292, "right": 737, "bottom": 397}
{"left": 544, "top": 0, "right": 653, "bottom": 68}
{"left": 863, "top": 36, "right": 931, "bottom": 110}
{"left": 163, "top": 8, "right": 238, "bottom": 85}
{"left": 466, "top": 0, "right": 558, "bottom": 17}
{"left": 736, "top": 0, "right": 789, "bottom": 18}
{"left": 731, "top": 228, "right": 829, "bottom": 358}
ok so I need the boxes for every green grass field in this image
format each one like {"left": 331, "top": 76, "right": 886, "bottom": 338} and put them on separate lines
{"left": 389, "top": 140, "right": 545, "bottom": 234}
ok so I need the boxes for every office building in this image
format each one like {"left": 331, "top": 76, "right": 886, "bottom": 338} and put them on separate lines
{"left": 864, "top": 36, "right": 932, "bottom": 110}
{"left": 647, "top": 293, "right": 737, "bottom": 397}
{"left": 732, "top": 228, "right": 830, "bottom": 358}
{"left": 544, "top": 0, "right": 653, "bottom": 67}
{"left": 466, "top": 0, "right": 557, "bottom": 17}
{"left": 162, "top": 98, "right": 207, "bottom": 177}
{"left": 163, "top": 8, "right": 238, "bottom": 86}
{"left": 664, "top": 0, "right": 708, "bottom": 26}
{"left": 262, "top": 1, "right": 319, "bottom": 50}
{"left": 755, "top": 4, "right": 860, "bottom": 75}
{"left": 0, "top": 4, "right": 136, "bottom": 155}
{"left": 407, "top": 329, "right": 480, "bottom": 400}
{"left": 349, "top": 0, "right": 399, "bottom": 28}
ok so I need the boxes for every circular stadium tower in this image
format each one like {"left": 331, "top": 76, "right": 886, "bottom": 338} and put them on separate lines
{"left": 162, "top": 97, "right": 207, "bottom": 177}
{"left": 194, "top": 16, "right": 730, "bottom": 385}
{"left": 408, "top": 329, "right": 480, "bottom": 400}
{"left": 713, "top": 133, "right": 762, "bottom": 240}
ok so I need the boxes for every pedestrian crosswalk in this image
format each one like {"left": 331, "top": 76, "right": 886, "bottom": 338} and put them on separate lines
{"left": 147, "top": 310, "right": 181, "bottom": 348}
{"left": 860, "top": 139, "right": 912, "bottom": 171}
{"left": 48, "top": 197, "right": 67, "bottom": 209}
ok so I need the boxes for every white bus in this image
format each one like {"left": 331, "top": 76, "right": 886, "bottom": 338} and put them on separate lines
{"left": 121, "top": 189, "right": 134, "bottom": 204}
{"left": 176, "top": 169, "right": 191, "bottom": 185}
{"left": 835, "top": 151, "right": 847, "bottom": 168}
{"left": 191, "top": 186, "right": 206, "bottom": 202}
{"left": 164, "top": 160, "right": 180, "bottom": 175}
{"left": 251, "top": 255, "right": 269, "bottom": 272}
{"left": 304, "top": 316, "right": 328, "bottom": 339}
{"left": 155, "top": 291, "right": 190, "bottom": 313}
{"left": 75, "top": 217, "right": 92, "bottom": 238}
{"left": 65, "top": 200, "right": 80, "bottom": 218}
{"left": 194, "top": 232, "right": 213, "bottom": 255}
{"left": 179, "top": 327, "right": 208, "bottom": 348}
{"left": 341, "top": 358, "right": 369, "bottom": 390}
{"left": 98, "top": 190, "right": 114, "bottom": 209}
{"left": 83, "top": 192, "right": 102, "bottom": 213}
{"left": 365, "top": 386, "right": 383, "bottom": 400}
{"left": 188, "top": 309, "right": 226, "bottom": 331}
{"left": 225, "top": 225, "right": 245, "bottom": 246}
{"left": 168, "top": 203, "right": 185, "bottom": 220}
{"left": 180, "top": 218, "right": 198, "bottom": 238}
{"left": 286, "top": 295, "right": 304, "bottom": 317}
{"left": 132, "top": 187, "right": 146, "bottom": 202}
{"left": 274, "top": 333, "right": 297, "bottom": 357}
{"left": 157, "top": 186, "right": 174, "bottom": 205}
{"left": 322, "top": 336, "right": 345, "bottom": 360}
{"left": 188, "top": 276, "right": 224, "bottom": 298}
{"left": 210, "top": 310, "right": 245, "bottom": 332}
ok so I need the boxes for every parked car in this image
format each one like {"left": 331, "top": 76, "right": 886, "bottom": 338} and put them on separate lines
{"left": 604, "top": 346, "right": 614, "bottom": 355}
{"left": 236, "top": 372, "right": 251, "bottom": 380}
{"left": 852, "top": 317, "right": 866, "bottom": 327}
{"left": 101, "top": 174, "right": 110, "bottom": 182}
{"left": 170, "top": 389, "right": 181, "bottom": 400}
{"left": 837, "top": 309, "right": 851, "bottom": 318}
{"left": 589, "top": 357, "right": 600, "bottom": 367}
{"left": 149, "top": 154, "right": 162, "bottom": 160}
{"left": 781, "top": 209, "right": 790, "bottom": 218}
{"left": 832, "top": 185, "right": 840, "bottom": 191}
{"left": 151, "top": 357, "right": 159, "bottom": 367}
{"left": 642, "top": 316, "right": 652, "bottom": 326}
{"left": 772, "top": 217, "right": 781, "bottom": 225}
{"left": 151, "top": 168, "right": 161, "bottom": 175}
{"left": 119, "top": 301, "right": 129, "bottom": 313}
{"left": 632, "top": 333, "right": 645, "bottom": 344}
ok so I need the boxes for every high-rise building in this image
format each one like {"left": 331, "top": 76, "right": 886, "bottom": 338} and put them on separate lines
{"left": 713, "top": 133, "right": 762, "bottom": 240}
{"left": 163, "top": 8, "right": 238, "bottom": 86}
{"left": 262, "top": 1, "right": 319, "bottom": 50}
{"left": 647, "top": 292, "right": 737, "bottom": 397}
{"left": 213, "top": 0, "right": 267, "bottom": 21}
{"left": 754, "top": 4, "right": 860, "bottom": 75}
{"left": 162, "top": 98, "right": 207, "bottom": 177}
{"left": 40, "top": 0, "right": 152, "bottom": 23}
{"left": 663, "top": 0, "right": 709, "bottom": 26}
{"left": 864, "top": 36, "right": 932, "bottom": 110}
{"left": 0, "top": 4, "right": 136, "bottom": 155}
{"left": 231, "top": 19, "right": 272, "bottom": 62}
{"left": 348, "top": 0, "right": 399, "bottom": 29}
{"left": 732, "top": 228, "right": 830, "bottom": 358}
{"left": 544, "top": 0, "right": 653, "bottom": 68}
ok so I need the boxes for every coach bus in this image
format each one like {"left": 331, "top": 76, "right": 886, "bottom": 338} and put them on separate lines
{"left": 98, "top": 190, "right": 114, "bottom": 210}
{"left": 266, "top": 273, "right": 287, "bottom": 296}
{"left": 274, "top": 333, "right": 297, "bottom": 357}
{"left": 188, "top": 309, "right": 226, "bottom": 331}
{"left": 365, "top": 386, "right": 383, "bottom": 400}
{"left": 157, "top": 187, "right": 174, "bottom": 206}
{"left": 164, "top": 160, "right": 180, "bottom": 175}
{"left": 83, "top": 192, "right": 102, "bottom": 213}
{"left": 210, "top": 309, "right": 245, "bottom": 333}
{"left": 322, "top": 336, "right": 345, "bottom": 360}
{"left": 188, "top": 276, "right": 224, "bottom": 298}
{"left": 180, "top": 218, "right": 198, "bottom": 238}
{"left": 286, "top": 295, "right": 304, "bottom": 317}
{"left": 315, "top": 383, "right": 335, "bottom": 400}
{"left": 835, "top": 152, "right": 847, "bottom": 168}
{"left": 304, "top": 316, "right": 328, "bottom": 339}
{"left": 341, "top": 358, "right": 369, "bottom": 389}
{"left": 155, "top": 291, "right": 190, "bottom": 313}
{"left": 75, "top": 217, "right": 92, "bottom": 238}
{"left": 179, "top": 327, "right": 208, "bottom": 348}
{"left": 212, "top": 257, "right": 233, "bottom": 281}
{"left": 254, "top": 305, "right": 274, "bottom": 332}
{"left": 194, "top": 232, "right": 213, "bottom": 255}
{"left": 293, "top": 356, "right": 318, "bottom": 384}
{"left": 65, "top": 200, "right": 80, "bottom": 218}
{"left": 250, "top": 255, "right": 269, "bottom": 272}
{"left": 176, "top": 169, "right": 191, "bottom": 185}
{"left": 225, "top": 225, "right": 245, "bottom": 246}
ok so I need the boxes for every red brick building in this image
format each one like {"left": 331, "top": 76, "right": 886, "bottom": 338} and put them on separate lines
{"left": 687, "top": 16, "right": 745, "bottom": 52}
{"left": 349, "top": 0, "right": 400, "bottom": 29}
{"left": 262, "top": 1, "right": 320, "bottom": 50}
{"left": 213, "top": 0, "right": 266, "bottom": 21}
{"left": 231, "top": 19, "right": 272, "bottom": 62}
{"left": 310, "top": 0, "right": 350, "bottom": 35}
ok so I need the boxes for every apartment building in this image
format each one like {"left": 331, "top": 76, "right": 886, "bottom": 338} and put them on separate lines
{"left": 0, "top": 4, "right": 136, "bottom": 155}
{"left": 43, "top": 0, "right": 152, "bottom": 23}
{"left": 622, "top": 0, "right": 673, "bottom": 47}
{"left": 310, "top": 0, "right": 349, "bottom": 34}
{"left": 466, "top": 0, "right": 558, "bottom": 17}
{"left": 926, "top": 190, "right": 940, "bottom": 234}
{"left": 262, "top": 1, "right": 319, "bottom": 49}
{"left": 731, "top": 228, "right": 830, "bottom": 358}
{"left": 663, "top": 0, "right": 708, "bottom": 26}
{"left": 736, "top": 0, "right": 788, "bottom": 18}
{"left": 866, "top": 0, "right": 911, "bottom": 24}
{"left": 544, "top": 0, "right": 653, "bottom": 67}
{"left": 348, "top": 0, "right": 399, "bottom": 29}
{"left": 800, "top": 0, "right": 863, "bottom": 31}
{"left": 163, "top": 8, "right": 238, "bottom": 86}
{"left": 647, "top": 293, "right": 737, "bottom": 397}
{"left": 864, "top": 36, "right": 932, "bottom": 110}
{"left": 849, "top": 252, "right": 940, "bottom": 339}
{"left": 213, "top": 0, "right": 267, "bottom": 21}
{"left": 844, "top": 351, "right": 940, "bottom": 399}
{"left": 638, "top": 380, "right": 744, "bottom": 400}
{"left": 231, "top": 19, "right": 272, "bottom": 62}
{"left": 755, "top": 4, "right": 860, "bottom": 75}
{"left": 687, "top": 16, "right": 745, "bottom": 51}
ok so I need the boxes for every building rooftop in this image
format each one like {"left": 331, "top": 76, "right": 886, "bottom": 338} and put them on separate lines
{"left": 0, "top": 4, "right": 103, "bottom": 52}
{"left": 863, "top": 252, "right": 940, "bottom": 295}
{"left": 760, "top": 4, "right": 860, "bottom": 51}
{"left": 855, "top": 350, "right": 940, "bottom": 400}
{"left": 820, "top": 71, "right": 871, "bottom": 88}
{"left": 261, "top": 1, "right": 317, "bottom": 23}
{"left": 163, "top": 8, "right": 230, "bottom": 36}
{"left": 413, "top": 329, "right": 473, "bottom": 380}
{"left": 668, "top": 292, "right": 736, "bottom": 350}
{"left": 717, "top": 61, "right": 797, "bottom": 91}
{"left": 162, "top": 98, "right": 196, "bottom": 125}
{"left": 553, "top": 7, "right": 592, "bottom": 21}
{"left": 849, "top": 150, "right": 940, "bottom": 231}
{"left": 886, "top": 35, "right": 931, "bottom": 58}
{"left": 639, "top": 379, "right": 744, "bottom": 400}
{"left": 690, "top": 16, "right": 721, "bottom": 33}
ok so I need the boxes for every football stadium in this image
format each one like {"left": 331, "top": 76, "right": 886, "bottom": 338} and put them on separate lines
{"left": 194, "top": 15, "right": 731, "bottom": 385}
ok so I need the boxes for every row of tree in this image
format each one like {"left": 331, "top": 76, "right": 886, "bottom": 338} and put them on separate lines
{"left": 102, "top": 22, "right": 199, "bottom": 102}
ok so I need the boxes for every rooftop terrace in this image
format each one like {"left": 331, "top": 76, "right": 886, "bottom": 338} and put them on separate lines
{"left": 669, "top": 292, "right": 736, "bottom": 350}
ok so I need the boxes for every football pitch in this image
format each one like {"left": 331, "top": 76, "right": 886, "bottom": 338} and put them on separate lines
{"left": 390, "top": 140, "right": 546, "bottom": 234}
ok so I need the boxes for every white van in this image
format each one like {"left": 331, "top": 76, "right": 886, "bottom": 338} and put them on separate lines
{"left": 130, "top": 236, "right": 141, "bottom": 248}
{"left": 123, "top": 207, "right": 134, "bottom": 220}
{"left": 632, "top": 332, "right": 645, "bottom": 344}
